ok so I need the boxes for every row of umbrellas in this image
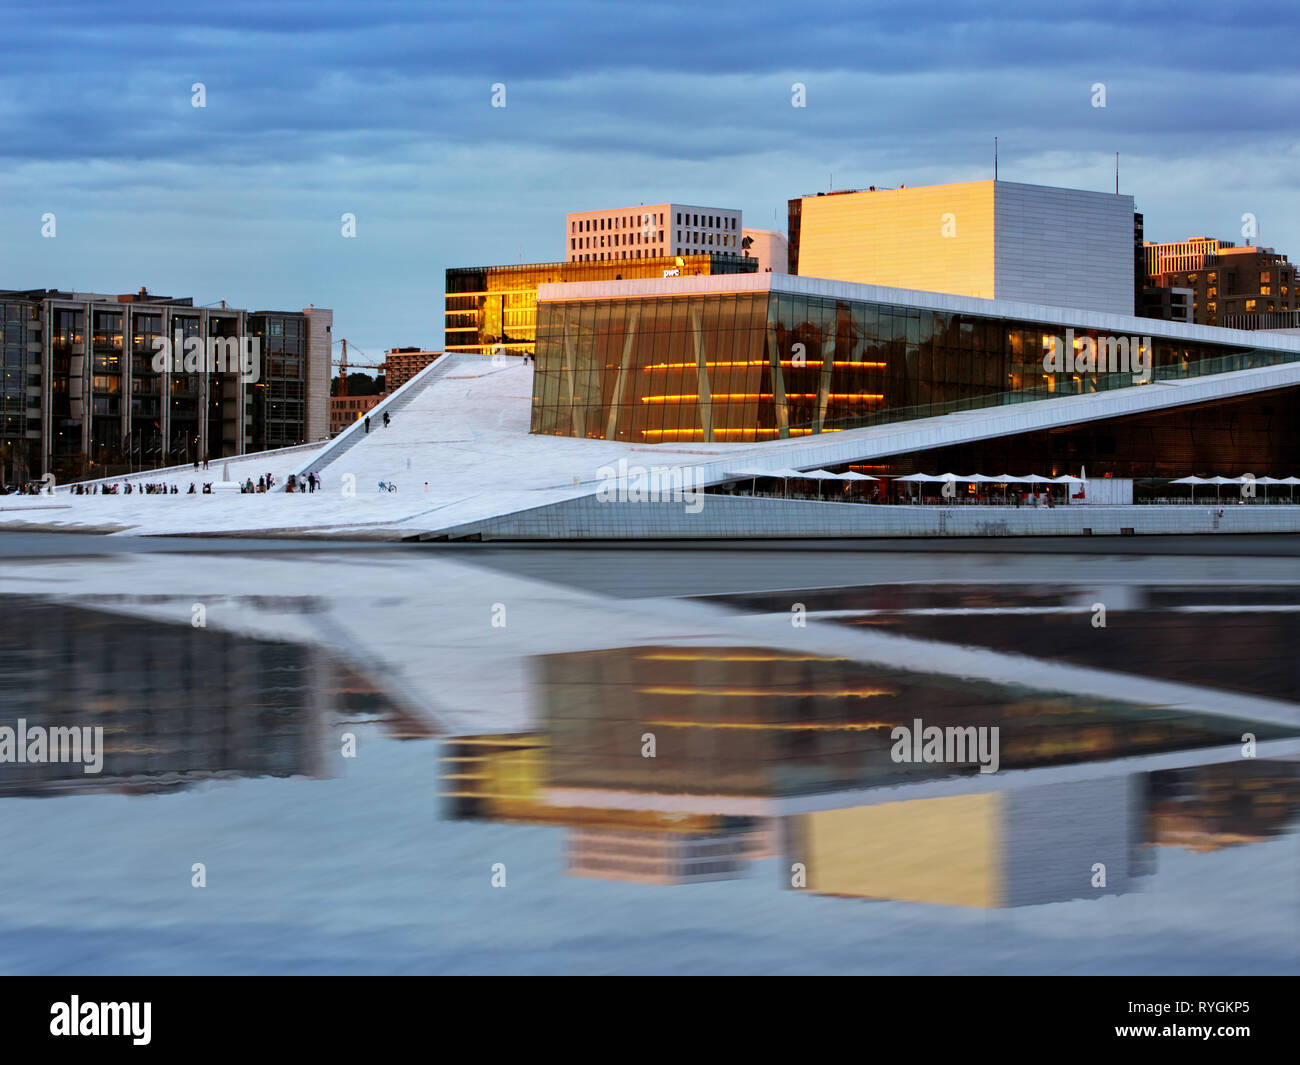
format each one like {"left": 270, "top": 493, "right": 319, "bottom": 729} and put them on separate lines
{"left": 1169, "top": 474, "right": 1300, "bottom": 501}
{"left": 1169, "top": 475, "right": 1300, "bottom": 485}
{"left": 894, "top": 473, "right": 1082, "bottom": 484}
{"left": 728, "top": 467, "right": 880, "bottom": 482}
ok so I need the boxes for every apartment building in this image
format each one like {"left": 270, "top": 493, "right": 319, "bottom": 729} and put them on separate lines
{"left": 1144, "top": 237, "right": 1298, "bottom": 326}
{"left": 0, "top": 286, "right": 330, "bottom": 482}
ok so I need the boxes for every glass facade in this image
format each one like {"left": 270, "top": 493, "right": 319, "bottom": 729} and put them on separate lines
{"left": 248, "top": 313, "right": 307, "bottom": 450}
{"left": 0, "top": 299, "right": 41, "bottom": 484}
{"left": 90, "top": 309, "right": 123, "bottom": 466}
{"left": 446, "top": 254, "right": 757, "bottom": 357}
{"left": 532, "top": 287, "right": 1300, "bottom": 443}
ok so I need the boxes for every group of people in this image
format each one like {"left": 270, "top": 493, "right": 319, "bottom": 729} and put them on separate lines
{"left": 236, "top": 471, "right": 321, "bottom": 493}
{"left": 73, "top": 481, "right": 214, "bottom": 495}
{"left": 72, "top": 481, "right": 180, "bottom": 495}
{"left": 240, "top": 473, "right": 280, "bottom": 494}
{"left": 285, "top": 472, "right": 321, "bottom": 492}
{"left": 363, "top": 411, "right": 392, "bottom": 433}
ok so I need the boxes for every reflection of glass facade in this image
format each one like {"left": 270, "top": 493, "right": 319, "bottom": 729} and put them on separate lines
{"left": 532, "top": 283, "right": 1300, "bottom": 442}
{"left": 540, "top": 646, "right": 1280, "bottom": 797}
{"left": 446, "top": 254, "right": 757, "bottom": 357}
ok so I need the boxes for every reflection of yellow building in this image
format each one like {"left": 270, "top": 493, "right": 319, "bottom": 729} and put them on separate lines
{"left": 440, "top": 733, "right": 770, "bottom": 884}
{"left": 441, "top": 733, "right": 718, "bottom": 832}
{"left": 791, "top": 778, "right": 1147, "bottom": 908}
{"left": 803, "top": 794, "right": 1003, "bottom": 908}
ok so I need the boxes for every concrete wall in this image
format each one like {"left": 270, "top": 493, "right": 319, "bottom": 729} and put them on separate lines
{"left": 994, "top": 182, "right": 1134, "bottom": 315}
{"left": 304, "top": 307, "right": 333, "bottom": 444}
{"left": 433, "top": 494, "right": 1300, "bottom": 540}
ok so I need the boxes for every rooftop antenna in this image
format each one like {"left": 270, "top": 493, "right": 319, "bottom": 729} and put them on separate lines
{"left": 994, "top": 136, "right": 998, "bottom": 180}
{"left": 1115, "top": 152, "right": 1119, "bottom": 194}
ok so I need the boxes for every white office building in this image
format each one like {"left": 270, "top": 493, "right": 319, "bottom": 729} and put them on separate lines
{"left": 567, "top": 203, "right": 743, "bottom": 262}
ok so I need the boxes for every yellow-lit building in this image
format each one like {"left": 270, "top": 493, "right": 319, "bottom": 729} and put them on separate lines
{"left": 788, "top": 180, "right": 1136, "bottom": 315}
{"left": 445, "top": 254, "right": 757, "bottom": 357}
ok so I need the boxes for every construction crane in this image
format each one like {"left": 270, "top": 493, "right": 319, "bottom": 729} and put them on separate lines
{"left": 332, "top": 338, "right": 387, "bottom": 397}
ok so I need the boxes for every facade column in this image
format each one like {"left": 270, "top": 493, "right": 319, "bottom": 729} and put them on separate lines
{"left": 603, "top": 307, "right": 640, "bottom": 440}
{"left": 198, "top": 308, "right": 210, "bottom": 462}
{"left": 766, "top": 297, "right": 789, "bottom": 439}
{"left": 814, "top": 330, "right": 835, "bottom": 435}
{"left": 562, "top": 313, "right": 584, "bottom": 438}
{"left": 40, "top": 300, "right": 52, "bottom": 477}
{"left": 691, "top": 306, "right": 713, "bottom": 443}
{"left": 121, "top": 307, "right": 133, "bottom": 470}
{"left": 78, "top": 300, "right": 91, "bottom": 457}
{"left": 160, "top": 308, "right": 172, "bottom": 466}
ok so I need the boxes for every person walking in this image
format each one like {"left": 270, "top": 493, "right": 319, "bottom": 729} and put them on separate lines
{"left": 383, "top": 411, "right": 390, "bottom": 428}
{"left": 365, "top": 416, "right": 370, "bottom": 434}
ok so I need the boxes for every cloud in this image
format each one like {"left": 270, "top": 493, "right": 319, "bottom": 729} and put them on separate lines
{"left": 2, "top": 0, "right": 1298, "bottom": 350}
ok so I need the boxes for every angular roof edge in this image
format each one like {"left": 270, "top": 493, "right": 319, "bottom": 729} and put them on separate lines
{"left": 536, "top": 273, "right": 1300, "bottom": 353}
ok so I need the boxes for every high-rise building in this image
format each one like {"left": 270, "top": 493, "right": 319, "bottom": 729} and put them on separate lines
{"left": 1143, "top": 237, "right": 1298, "bottom": 326}
{"left": 0, "top": 287, "right": 330, "bottom": 482}
{"left": 788, "top": 180, "right": 1137, "bottom": 315}
{"left": 566, "top": 203, "right": 744, "bottom": 262}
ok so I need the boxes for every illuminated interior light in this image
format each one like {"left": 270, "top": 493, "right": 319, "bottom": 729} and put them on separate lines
{"left": 640, "top": 687, "right": 895, "bottom": 699}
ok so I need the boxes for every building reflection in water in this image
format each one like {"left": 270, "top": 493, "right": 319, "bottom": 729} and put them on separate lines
{"left": 0, "top": 598, "right": 405, "bottom": 797}
{"left": 441, "top": 645, "right": 1300, "bottom": 905}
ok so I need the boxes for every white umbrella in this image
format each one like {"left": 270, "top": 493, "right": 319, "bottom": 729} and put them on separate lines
{"left": 1020, "top": 474, "right": 1054, "bottom": 483}
{"left": 895, "top": 473, "right": 940, "bottom": 482}
{"left": 1206, "top": 475, "right": 1235, "bottom": 501}
{"left": 728, "top": 467, "right": 778, "bottom": 495}
{"left": 841, "top": 471, "right": 879, "bottom": 481}
{"left": 1169, "top": 475, "right": 1208, "bottom": 502}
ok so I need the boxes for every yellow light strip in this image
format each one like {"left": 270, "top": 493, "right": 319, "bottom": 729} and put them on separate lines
{"left": 640, "top": 687, "right": 895, "bottom": 699}
{"left": 640, "top": 360, "right": 886, "bottom": 370}
{"left": 642, "top": 393, "right": 772, "bottom": 403}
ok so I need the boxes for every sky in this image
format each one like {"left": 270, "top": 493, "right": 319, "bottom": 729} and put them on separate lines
{"left": 2, "top": 0, "right": 1297, "bottom": 362}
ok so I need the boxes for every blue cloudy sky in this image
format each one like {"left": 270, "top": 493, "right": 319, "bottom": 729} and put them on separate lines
{"left": 2, "top": 0, "right": 1297, "bottom": 359}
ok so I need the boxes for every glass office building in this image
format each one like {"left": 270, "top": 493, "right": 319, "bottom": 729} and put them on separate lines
{"left": 446, "top": 254, "right": 757, "bottom": 357}
{"left": 531, "top": 275, "right": 1300, "bottom": 443}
